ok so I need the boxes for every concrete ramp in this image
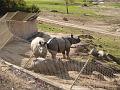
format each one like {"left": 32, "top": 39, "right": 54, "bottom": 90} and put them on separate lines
{"left": 0, "top": 11, "right": 38, "bottom": 50}
{"left": 0, "top": 21, "right": 13, "bottom": 49}
{"left": 7, "top": 20, "right": 37, "bottom": 39}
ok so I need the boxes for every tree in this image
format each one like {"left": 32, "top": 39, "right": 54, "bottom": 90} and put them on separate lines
{"left": 0, "top": 0, "right": 39, "bottom": 15}
{"left": 64, "top": 0, "right": 69, "bottom": 14}
{"left": 0, "top": 0, "right": 25, "bottom": 15}
{"left": 64, "top": 0, "right": 75, "bottom": 14}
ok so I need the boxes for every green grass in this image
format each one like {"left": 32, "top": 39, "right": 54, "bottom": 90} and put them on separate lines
{"left": 110, "top": 3, "right": 120, "bottom": 8}
{"left": 94, "top": 34, "right": 120, "bottom": 57}
{"left": 38, "top": 23, "right": 82, "bottom": 34}
{"left": 38, "top": 22, "right": 120, "bottom": 57}
{"left": 25, "top": 0, "right": 96, "bottom": 15}
{"left": 24, "top": 0, "right": 120, "bottom": 24}
{"left": 25, "top": 0, "right": 64, "bottom": 5}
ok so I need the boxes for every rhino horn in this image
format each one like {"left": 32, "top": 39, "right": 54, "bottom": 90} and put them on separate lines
{"left": 71, "top": 34, "right": 73, "bottom": 38}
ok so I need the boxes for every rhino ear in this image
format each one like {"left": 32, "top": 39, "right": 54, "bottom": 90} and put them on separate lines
{"left": 71, "top": 34, "right": 73, "bottom": 38}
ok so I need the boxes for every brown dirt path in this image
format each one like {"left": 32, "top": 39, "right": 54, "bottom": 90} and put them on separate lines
{"left": 37, "top": 17, "right": 120, "bottom": 37}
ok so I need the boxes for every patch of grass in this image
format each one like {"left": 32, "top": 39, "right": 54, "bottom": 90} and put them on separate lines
{"left": 110, "top": 3, "right": 120, "bottom": 8}
{"left": 38, "top": 22, "right": 120, "bottom": 58}
{"left": 94, "top": 34, "right": 120, "bottom": 57}
{"left": 25, "top": 0, "right": 96, "bottom": 15}
{"left": 25, "top": 0, "right": 120, "bottom": 24}
{"left": 25, "top": 0, "right": 64, "bottom": 6}
{"left": 38, "top": 23, "right": 82, "bottom": 34}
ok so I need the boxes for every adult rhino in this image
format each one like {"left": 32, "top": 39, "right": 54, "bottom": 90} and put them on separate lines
{"left": 31, "top": 37, "right": 47, "bottom": 58}
{"left": 47, "top": 34, "right": 81, "bottom": 59}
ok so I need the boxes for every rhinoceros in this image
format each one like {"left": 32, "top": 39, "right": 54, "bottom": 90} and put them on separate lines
{"left": 47, "top": 34, "right": 81, "bottom": 59}
{"left": 31, "top": 37, "right": 47, "bottom": 58}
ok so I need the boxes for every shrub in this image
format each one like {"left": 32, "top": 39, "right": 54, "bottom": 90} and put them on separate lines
{"left": 0, "top": 0, "right": 40, "bottom": 15}
{"left": 26, "top": 5, "right": 40, "bottom": 13}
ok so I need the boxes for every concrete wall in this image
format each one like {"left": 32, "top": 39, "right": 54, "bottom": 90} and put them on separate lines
{"left": 0, "top": 20, "right": 38, "bottom": 49}
{"left": 0, "top": 21, "right": 13, "bottom": 49}
{"left": 7, "top": 20, "right": 38, "bottom": 39}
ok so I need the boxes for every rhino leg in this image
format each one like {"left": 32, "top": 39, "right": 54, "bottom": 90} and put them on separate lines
{"left": 62, "top": 51, "right": 66, "bottom": 59}
{"left": 51, "top": 52, "right": 57, "bottom": 60}
{"left": 66, "top": 49, "right": 70, "bottom": 59}
{"left": 48, "top": 50, "right": 57, "bottom": 60}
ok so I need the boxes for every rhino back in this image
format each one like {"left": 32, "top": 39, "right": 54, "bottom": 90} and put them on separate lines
{"left": 47, "top": 38, "right": 71, "bottom": 53}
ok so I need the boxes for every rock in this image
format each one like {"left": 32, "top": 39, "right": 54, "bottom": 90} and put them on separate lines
{"left": 89, "top": 48, "right": 98, "bottom": 57}
{"left": 27, "top": 32, "right": 51, "bottom": 42}
{"left": 37, "top": 32, "right": 51, "bottom": 42}
{"left": 98, "top": 50, "right": 106, "bottom": 57}
{"left": 63, "top": 17, "right": 68, "bottom": 21}
{"left": 92, "top": 71, "right": 106, "bottom": 81}
{"left": 106, "top": 54, "right": 120, "bottom": 65}
{"left": 98, "top": 44, "right": 103, "bottom": 48}
{"left": 79, "top": 34, "right": 94, "bottom": 39}
{"left": 116, "top": 28, "right": 120, "bottom": 32}
{"left": 50, "top": 10, "right": 58, "bottom": 12}
{"left": 75, "top": 44, "right": 89, "bottom": 53}
{"left": 83, "top": 13, "right": 91, "bottom": 16}
{"left": 82, "top": 3, "right": 88, "bottom": 7}
{"left": 71, "top": 42, "right": 90, "bottom": 56}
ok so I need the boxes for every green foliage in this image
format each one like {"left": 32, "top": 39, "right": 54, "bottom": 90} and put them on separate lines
{"left": 17, "top": 4, "right": 40, "bottom": 13}
{"left": 110, "top": 3, "right": 120, "bottom": 8}
{"left": 25, "top": 0, "right": 96, "bottom": 15}
{"left": 29, "top": 4, "right": 40, "bottom": 12}
{"left": 0, "top": 0, "right": 40, "bottom": 15}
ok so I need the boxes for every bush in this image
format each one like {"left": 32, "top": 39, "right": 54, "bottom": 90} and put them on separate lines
{"left": 0, "top": 0, "right": 7, "bottom": 15}
{"left": 0, "top": 0, "right": 40, "bottom": 15}
{"left": 13, "top": 4, "right": 40, "bottom": 13}
{"left": 26, "top": 5, "right": 40, "bottom": 13}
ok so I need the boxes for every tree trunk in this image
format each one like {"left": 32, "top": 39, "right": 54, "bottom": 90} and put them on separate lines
{"left": 65, "top": 1, "right": 69, "bottom": 14}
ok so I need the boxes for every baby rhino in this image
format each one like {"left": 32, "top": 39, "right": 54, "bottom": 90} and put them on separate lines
{"left": 47, "top": 34, "right": 80, "bottom": 59}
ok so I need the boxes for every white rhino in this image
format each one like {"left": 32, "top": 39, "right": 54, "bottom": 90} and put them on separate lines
{"left": 31, "top": 37, "right": 47, "bottom": 58}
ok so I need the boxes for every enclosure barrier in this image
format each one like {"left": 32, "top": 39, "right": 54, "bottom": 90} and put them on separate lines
{"left": 0, "top": 57, "right": 89, "bottom": 90}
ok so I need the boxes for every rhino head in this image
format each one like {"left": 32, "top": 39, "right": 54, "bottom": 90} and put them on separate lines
{"left": 67, "top": 34, "right": 81, "bottom": 44}
{"left": 39, "top": 41, "right": 47, "bottom": 47}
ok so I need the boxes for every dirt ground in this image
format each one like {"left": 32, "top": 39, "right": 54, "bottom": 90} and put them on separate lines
{"left": 0, "top": 62, "right": 35, "bottom": 90}
{"left": 0, "top": 32, "right": 120, "bottom": 90}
